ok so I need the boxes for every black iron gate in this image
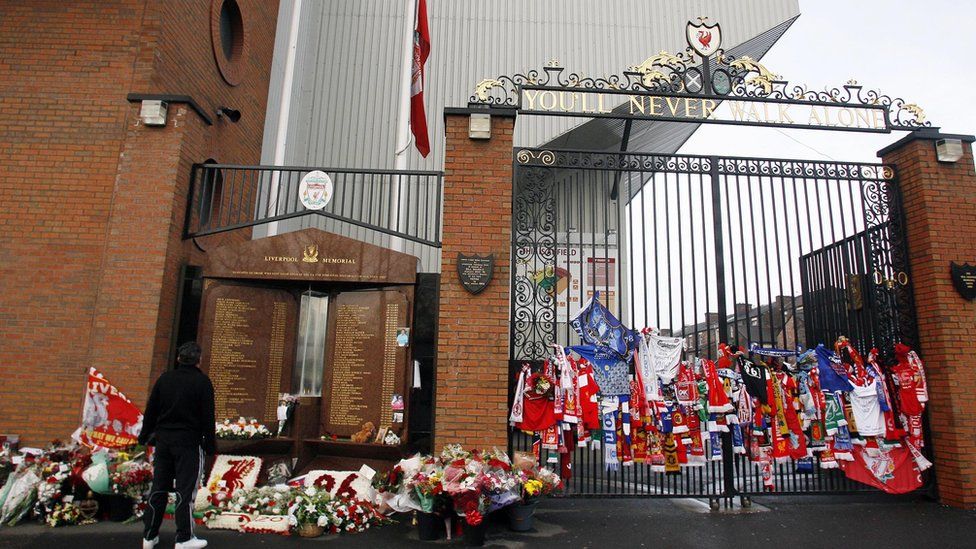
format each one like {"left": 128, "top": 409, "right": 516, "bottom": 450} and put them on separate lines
{"left": 509, "top": 147, "right": 919, "bottom": 498}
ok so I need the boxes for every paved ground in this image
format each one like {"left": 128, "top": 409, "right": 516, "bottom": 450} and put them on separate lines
{"left": 1, "top": 495, "right": 974, "bottom": 548}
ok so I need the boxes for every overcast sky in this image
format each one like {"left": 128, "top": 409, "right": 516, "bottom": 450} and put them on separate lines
{"left": 620, "top": 0, "right": 976, "bottom": 336}
{"left": 680, "top": 0, "right": 976, "bottom": 160}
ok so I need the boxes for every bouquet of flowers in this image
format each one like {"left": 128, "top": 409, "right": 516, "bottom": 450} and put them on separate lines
{"left": 515, "top": 465, "right": 562, "bottom": 504}
{"left": 482, "top": 468, "right": 519, "bottom": 512}
{"left": 407, "top": 468, "right": 445, "bottom": 513}
{"left": 287, "top": 486, "right": 332, "bottom": 530}
{"left": 36, "top": 460, "right": 71, "bottom": 512}
{"left": 371, "top": 464, "right": 405, "bottom": 496}
{"left": 442, "top": 454, "right": 489, "bottom": 525}
{"left": 45, "top": 502, "right": 86, "bottom": 527}
{"left": 0, "top": 447, "right": 14, "bottom": 487}
{"left": 207, "top": 485, "right": 296, "bottom": 519}
{"left": 0, "top": 464, "right": 41, "bottom": 526}
{"left": 216, "top": 418, "right": 273, "bottom": 440}
{"left": 318, "top": 498, "right": 387, "bottom": 534}
{"left": 525, "top": 372, "right": 555, "bottom": 398}
{"left": 439, "top": 444, "right": 471, "bottom": 462}
{"left": 110, "top": 460, "right": 153, "bottom": 500}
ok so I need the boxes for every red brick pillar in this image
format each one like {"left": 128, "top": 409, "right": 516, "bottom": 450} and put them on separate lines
{"left": 435, "top": 109, "right": 515, "bottom": 451}
{"left": 880, "top": 130, "right": 976, "bottom": 508}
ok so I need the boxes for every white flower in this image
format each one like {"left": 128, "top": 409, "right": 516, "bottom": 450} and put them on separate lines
{"left": 316, "top": 515, "right": 328, "bottom": 527}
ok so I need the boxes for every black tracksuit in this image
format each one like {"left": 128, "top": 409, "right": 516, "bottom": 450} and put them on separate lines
{"left": 139, "top": 363, "right": 217, "bottom": 542}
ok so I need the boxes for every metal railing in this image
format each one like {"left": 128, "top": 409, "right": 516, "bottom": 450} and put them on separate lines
{"left": 183, "top": 163, "right": 443, "bottom": 248}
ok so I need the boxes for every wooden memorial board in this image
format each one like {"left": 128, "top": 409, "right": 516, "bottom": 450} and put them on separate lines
{"left": 198, "top": 281, "right": 298, "bottom": 424}
{"left": 321, "top": 289, "right": 410, "bottom": 439}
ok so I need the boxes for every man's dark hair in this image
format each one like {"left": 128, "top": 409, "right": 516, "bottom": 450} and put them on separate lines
{"left": 177, "top": 341, "right": 202, "bottom": 365}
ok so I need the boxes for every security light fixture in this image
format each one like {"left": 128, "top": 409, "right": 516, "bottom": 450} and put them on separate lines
{"left": 935, "top": 138, "right": 963, "bottom": 163}
{"left": 139, "top": 99, "right": 168, "bottom": 126}
{"left": 216, "top": 107, "right": 242, "bottom": 123}
{"left": 469, "top": 113, "right": 491, "bottom": 139}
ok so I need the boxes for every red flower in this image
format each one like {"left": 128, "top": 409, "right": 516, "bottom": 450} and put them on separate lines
{"left": 465, "top": 510, "right": 483, "bottom": 526}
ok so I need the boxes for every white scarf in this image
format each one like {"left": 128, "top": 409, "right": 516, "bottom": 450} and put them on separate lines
{"left": 637, "top": 337, "right": 660, "bottom": 403}
{"left": 648, "top": 332, "right": 684, "bottom": 385}
{"left": 508, "top": 364, "right": 529, "bottom": 425}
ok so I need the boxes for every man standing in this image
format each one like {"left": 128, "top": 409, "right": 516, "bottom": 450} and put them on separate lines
{"left": 139, "top": 341, "right": 216, "bottom": 549}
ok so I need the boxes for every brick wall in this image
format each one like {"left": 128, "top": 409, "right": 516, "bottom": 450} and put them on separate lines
{"left": 881, "top": 133, "right": 976, "bottom": 509}
{"left": 0, "top": 0, "right": 278, "bottom": 444}
{"left": 434, "top": 112, "right": 515, "bottom": 452}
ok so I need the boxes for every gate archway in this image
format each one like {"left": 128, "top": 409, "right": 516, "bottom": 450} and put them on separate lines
{"left": 449, "top": 15, "right": 936, "bottom": 502}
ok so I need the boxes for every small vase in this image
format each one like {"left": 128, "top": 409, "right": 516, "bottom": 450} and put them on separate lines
{"left": 416, "top": 511, "right": 443, "bottom": 540}
{"left": 462, "top": 520, "right": 487, "bottom": 547}
{"left": 297, "top": 523, "right": 324, "bottom": 537}
{"left": 507, "top": 501, "right": 538, "bottom": 532}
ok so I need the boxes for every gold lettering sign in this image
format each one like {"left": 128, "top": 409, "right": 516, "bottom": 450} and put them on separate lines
{"left": 519, "top": 88, "right": 889, "bottom": 132}
{"left": 263, "top": 252, "right": 357, "bottom": 264}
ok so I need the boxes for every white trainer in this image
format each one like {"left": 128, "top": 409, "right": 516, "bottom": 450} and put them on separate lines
{"left": 175, "top": 538, "right": 208, "bottom": 549}
{"left": 142, "top": 537, "right": 159, "bottom": 549}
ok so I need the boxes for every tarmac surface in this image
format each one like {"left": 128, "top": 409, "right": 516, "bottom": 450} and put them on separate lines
{"left": 0, "top": 494, "right": 974, "bottom": 548}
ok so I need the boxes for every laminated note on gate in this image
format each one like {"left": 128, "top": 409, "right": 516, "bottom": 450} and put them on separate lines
{"left": 569, "top": 291, "right": 638, "bottom": 359}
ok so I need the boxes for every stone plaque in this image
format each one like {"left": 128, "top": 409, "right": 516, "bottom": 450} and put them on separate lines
{"left": 321, "top": 289, "right": 410, "bottom": 438}
{"left": 950, "top": 262, "right": 976, "bottom": 300}
{"left": 457, "top": 253, "right": 494, "bottom": 294}
{"left": 198, "top": 282, "right": 297, "bottom": 424}
{"left": 206, "top": 228, "right": 416, "bottom": 284}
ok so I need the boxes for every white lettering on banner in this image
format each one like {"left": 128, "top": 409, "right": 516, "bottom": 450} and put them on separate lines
{"left": 519, "top": 88, "right": 888, "bottom": 131}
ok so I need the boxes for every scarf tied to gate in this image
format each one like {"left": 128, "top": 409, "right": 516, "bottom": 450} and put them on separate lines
{"left": 601, "top": 397, "right": 619, "bottom": 471}
{"left": 508, "top": 363, "right": 531, "bottom": 426}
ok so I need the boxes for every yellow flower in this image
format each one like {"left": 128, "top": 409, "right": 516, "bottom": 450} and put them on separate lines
{"left": 524, "top": 479, "right": 543, "bottom": 496}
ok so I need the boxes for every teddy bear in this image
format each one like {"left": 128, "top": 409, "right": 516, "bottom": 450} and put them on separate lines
{"left": 350, "top": 421, "right": 376, "bottom": 443}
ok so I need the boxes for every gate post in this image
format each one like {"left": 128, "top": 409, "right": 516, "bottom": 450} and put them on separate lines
{"left": 708, "top": 156, "right": 736, "bottom": 502}
{"left": 879, "top": 129, "right": 976, "bottom": 509}
{"left": 434, "top": 107, "right": 517, "bottom": 452}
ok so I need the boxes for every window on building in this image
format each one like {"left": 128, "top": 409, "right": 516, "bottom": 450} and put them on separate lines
{"left": 219, "top": 0, "right": 243, "bottom": 61}
{"left": 292, "top": 291, "right": 329, "bottom": 396}
{"left": 211, "top": 0, "right": 246, "bottom": 85}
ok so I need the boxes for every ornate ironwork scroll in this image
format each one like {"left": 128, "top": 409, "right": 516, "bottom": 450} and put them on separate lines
{"left": 862, "top": 169, "right": 918, "bottom": 361}
{"left": 471, "top": 19, "right": 930, "bottom": 132}
{"left": 511, "top": 164, "right": 557, "bottom": 361}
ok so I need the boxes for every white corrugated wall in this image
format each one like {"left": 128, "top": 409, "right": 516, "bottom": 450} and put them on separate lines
{"left": 258, "top": 0, "right": 801, "bottom": 272}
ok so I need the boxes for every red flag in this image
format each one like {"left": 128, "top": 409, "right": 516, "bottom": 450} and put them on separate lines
{"left": 839, "top": 443, "right": 923, "bottom": 494}
{"left": 410, "top": 0, "right": 431, "bottom": 157}
{"left": 73, "top": 367, "right": 143, "bottom": 449}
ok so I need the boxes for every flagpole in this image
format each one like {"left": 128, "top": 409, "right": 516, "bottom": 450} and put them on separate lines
{"left": 267, "top": 0, "right": 304, "bottom": 238}
{"left": 390, "top": 0, "right": 417, "bottom": 253}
